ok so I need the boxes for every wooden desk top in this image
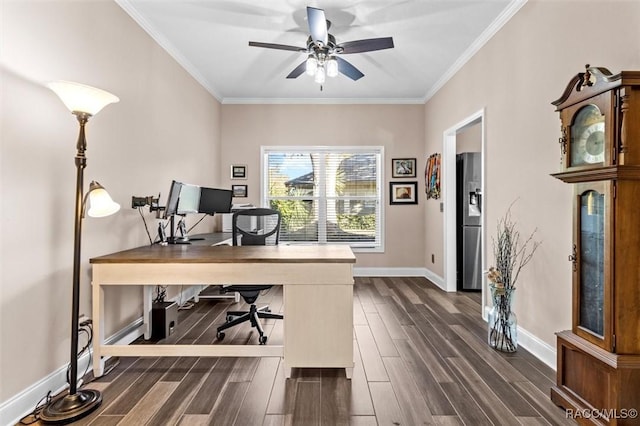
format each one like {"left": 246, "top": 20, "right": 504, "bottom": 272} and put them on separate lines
{"left": 90, "top": 244, "right": 356, "bottom": 264}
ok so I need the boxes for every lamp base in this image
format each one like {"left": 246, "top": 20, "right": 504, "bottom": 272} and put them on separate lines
{"left": 40, "top": 389, "right": 102, "bottom": 424}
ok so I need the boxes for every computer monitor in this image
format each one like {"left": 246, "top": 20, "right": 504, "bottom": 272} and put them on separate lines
{"left": 198, "top": 187, "right": 233, "bottom": 215}
{"left": 163, "top": 180, "right": 182, "bottom": 219}
{"left": 176, "top": 183, "right": 200, "bottom": 215}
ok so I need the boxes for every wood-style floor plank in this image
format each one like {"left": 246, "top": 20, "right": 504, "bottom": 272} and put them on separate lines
{"left": 349, "top": 339, "right": 375, "bottom": 416}
{"left": 117, "top": 381, "right": 178, "bottom": 425}
{"left": 147, "top": 357, "right": 215, "bottom": 425}
{"left": 262, "top": 414, "right": 284, "bottom": 426}
{"left": 291, "top": 381, "right": 321, "bottom": 426}
{"left": 233, "top": 357, "right": 280, "bottom": 426}
{"left": 369, "top": 381, "right": 407, "bottom": 426}
{"left": 374, "top": 301, "right": 406, "bottom": 339}
{"left": 446, "top": 356, "right": 523, "bottom": 424}
{"left": 383, "top": 355, "right": 434, "bottom": 424}
{"left": 319, "top": 369, "right": 350, "bottom": 426}
{"left": 364, "top": 311, "right": 399, "bottom": 357}
{"left": 353, "top": 294, "right": 368, "bottom": 326}
{"left": 185, "top": 357, "right": 236, "bottom": 415}
{"left": 209, "top": 381, "right": 250, "bottom": 426}
{"left": 354, "top": 324, "right": 389, "bottom": 382}
{"left": 349, "top": 415, "right": 378, "bottom": 426}
{"left": 28, "top": 277, "right": 573, "bottom": 426}
{"left": 393, "top": 337, "right": 457, "bottom": 415}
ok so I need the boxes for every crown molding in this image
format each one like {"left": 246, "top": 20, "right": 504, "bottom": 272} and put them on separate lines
{"left": 222, "top": 97, "right": 426, "bottom": 105}
{"left": 422, "top": 0, "right": 528, "bottom": 103}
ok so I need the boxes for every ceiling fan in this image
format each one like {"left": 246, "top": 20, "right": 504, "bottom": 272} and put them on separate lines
{"left": 248, "top": 6, "right": 394, "bottom": 86}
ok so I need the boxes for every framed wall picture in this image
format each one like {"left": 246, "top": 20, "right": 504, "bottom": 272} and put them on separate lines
{"left": 389, "top": 181, "right": 418, "bottom": 204}
{"left": 392, "top": 158, "right": 416, "bottom": 178}
{"left": 232, "top": 184, "right": 248, "bottom": 198}
{"left": 230, "top": 164, "right": 247, "bottom": 179}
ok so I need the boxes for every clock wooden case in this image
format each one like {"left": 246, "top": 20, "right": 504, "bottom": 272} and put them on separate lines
{"left": 550, "top": 65, "right": 640, "bottom": 425}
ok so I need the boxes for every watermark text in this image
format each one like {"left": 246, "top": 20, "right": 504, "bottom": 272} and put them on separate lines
{"left": 565, "top": 408, "right": 638, "bottom": 420}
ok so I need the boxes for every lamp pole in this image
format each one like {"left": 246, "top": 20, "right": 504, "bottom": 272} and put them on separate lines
{"left": 42, "top": 81, "right": 119, "bottom": 424}
{"left": 69, "top": 111, "right": 89, "bottom": 397}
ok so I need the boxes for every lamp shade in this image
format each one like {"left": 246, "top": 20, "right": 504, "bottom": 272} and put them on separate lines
{"left": 47, "top": 81, "right": 119, "bottom": 116}
{"left": 314, "top": 66, "right": 326, "bottom": 84}
{"left": 87, "top": 181, "right": 120, "bottom": 218}
{"left": 306, "top": 56, "right": 318, "bottom": 76}
{"left": 326, "top": 57, "right": 338, "bottom": 78}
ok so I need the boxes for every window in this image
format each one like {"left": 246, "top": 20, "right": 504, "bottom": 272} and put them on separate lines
{"left": 262, "top": 146, "right": 383, "bottom": 251}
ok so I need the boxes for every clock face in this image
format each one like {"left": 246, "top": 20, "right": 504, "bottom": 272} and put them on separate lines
{"left": 578, "top": 122, "right": 605, "bottom": 164}
{"left": 570, "top": 105, "right": 605, "bottom": 167}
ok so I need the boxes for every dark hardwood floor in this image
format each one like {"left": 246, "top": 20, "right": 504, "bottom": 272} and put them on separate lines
{"left": 39, "top": 277, "right": 574, "bottom": 425}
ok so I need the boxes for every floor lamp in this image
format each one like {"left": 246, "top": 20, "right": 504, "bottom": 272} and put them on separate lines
{"left": 40, "top": 81, "right": 120, "bottom": 424}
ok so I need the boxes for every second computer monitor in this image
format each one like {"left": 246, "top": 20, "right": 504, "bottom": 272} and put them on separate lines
{"left": 199, "top": 187, "right": 233, "bottom": 215}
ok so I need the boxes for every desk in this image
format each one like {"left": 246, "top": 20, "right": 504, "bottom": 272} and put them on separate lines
{"left": 90, "top": 243, "right": 356, "bottom": 378}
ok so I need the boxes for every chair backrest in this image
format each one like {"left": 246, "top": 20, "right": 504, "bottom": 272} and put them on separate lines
{"left": 232, "top": 208, "right": 281, "bottom": 246}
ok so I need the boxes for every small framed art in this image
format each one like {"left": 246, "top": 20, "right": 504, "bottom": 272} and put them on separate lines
{"left": 392, "top": 158, "right": 416, "bottom": 178}
{"left": 390, "top": 181, "right": 418, "bottom": 205}
{"left": 230, "top": 164, "right": 247, "bottom": 179}
{"left": 232, "top": 184, "right": 248, "bottom": 198}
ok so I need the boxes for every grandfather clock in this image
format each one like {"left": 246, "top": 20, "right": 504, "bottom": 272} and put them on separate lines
{"left": 550, "top": 65, "right": 640, "bottom": 425}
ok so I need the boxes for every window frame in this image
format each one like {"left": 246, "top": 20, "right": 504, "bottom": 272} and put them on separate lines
{"left": 261, "top": 146, "right": 385, "bottom": 252}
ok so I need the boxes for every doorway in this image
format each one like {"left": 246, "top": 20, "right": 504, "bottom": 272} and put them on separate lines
{"left": 442, "top": 109, "right": 487, "bottom": 316}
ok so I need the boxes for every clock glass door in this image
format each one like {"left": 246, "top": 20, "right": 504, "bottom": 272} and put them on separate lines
{"left": 578, "top": 189, "right": 605, "bottom": 337}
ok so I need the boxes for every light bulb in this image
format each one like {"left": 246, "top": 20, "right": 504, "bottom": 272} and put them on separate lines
{"left": 327, "top": 57, "right": 338, "bottom": 78}
{"left": 306, "top": 56, "right": 318, "bottom": 76}
{"left": 315, "top": 66, "right": 326, "bottom": 84}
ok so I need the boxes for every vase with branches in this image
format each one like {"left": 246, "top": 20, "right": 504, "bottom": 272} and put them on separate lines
{"left": 487, "top": 204, "right": 540, "bottom": 352}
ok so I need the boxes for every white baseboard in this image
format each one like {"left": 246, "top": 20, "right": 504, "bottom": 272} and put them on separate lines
{"left": 423, "top": 268, "right": 446, "bottom": 291}
{"left": 517, "top": 325, "right": 557, "bottom": 371}
{"left": 0, "top": 287, "right": 195, "bottom": 426}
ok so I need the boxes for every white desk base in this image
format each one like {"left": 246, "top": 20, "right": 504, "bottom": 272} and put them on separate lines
{"left": 91, "top": 246, "right": 355, "bottom": 379}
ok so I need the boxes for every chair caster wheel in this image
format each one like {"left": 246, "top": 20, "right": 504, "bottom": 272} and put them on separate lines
{"left": 259, "top": 335, "right": 267, "bottom": 345}
{"left": 226, "top": 315, "right": 234, "bottom": 322}
{"left": 217, "top": 332, "right": 225, "bottom": 341}
{"left": 264, "top": 307, "right": 271, "bottom": 313}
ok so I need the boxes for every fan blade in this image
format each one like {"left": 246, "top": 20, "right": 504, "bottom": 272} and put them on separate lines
{"left": 286, "top": 61, "right": 307, "bottom": 79}
{"left": 307, "top": 6, "right": 328, "bottom": 46}
{"left": 339, "top": 37, "right": 394, "bottom": 54}
{"left": 249, "top": 41, "right": 305, "bottom": 52}
{"left": 336, "top": 57, "right": 364, "bottom": 81}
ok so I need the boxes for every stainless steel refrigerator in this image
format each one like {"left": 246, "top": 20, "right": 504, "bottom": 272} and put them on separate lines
{"left": 456, "top": 152, "right": 482, "bottom": 291}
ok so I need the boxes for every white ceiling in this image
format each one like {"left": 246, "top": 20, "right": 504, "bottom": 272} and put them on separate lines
{"left": 116, "top": 0, "right": 522, "bottom": 104}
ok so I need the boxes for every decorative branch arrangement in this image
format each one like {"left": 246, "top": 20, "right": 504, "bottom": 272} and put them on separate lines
{"left": 487, "top": 202, "right": 541, "bottom": 352}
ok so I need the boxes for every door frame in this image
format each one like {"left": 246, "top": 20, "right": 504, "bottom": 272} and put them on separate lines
{"left": 442, "top": 108, "right": 487, "bottom": 316}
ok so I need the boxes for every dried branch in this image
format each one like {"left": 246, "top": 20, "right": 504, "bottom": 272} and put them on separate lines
{"left": 489, "top": 202, "right": 541, "bottom": 290}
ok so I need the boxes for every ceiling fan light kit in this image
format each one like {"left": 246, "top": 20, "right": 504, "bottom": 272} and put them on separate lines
{"left": 249, "top": 6, "right": 394, "bottom": 88}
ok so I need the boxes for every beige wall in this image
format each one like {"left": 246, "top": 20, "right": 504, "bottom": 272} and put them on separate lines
{"left": 1, "top": 1, "right": 221, "bottom": 402}
{"left": 456, "top": 122, "right": 481, "bottom": 154}
{"left": 221, "top": 104, "right": 425, "bottom": 268}
{"left": 424, "top": 0, "right": 640, "bottom": 346}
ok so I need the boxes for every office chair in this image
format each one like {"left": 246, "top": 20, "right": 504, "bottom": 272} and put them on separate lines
{"left": 216, "top": 208, "right": 284, "bottom": 344}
